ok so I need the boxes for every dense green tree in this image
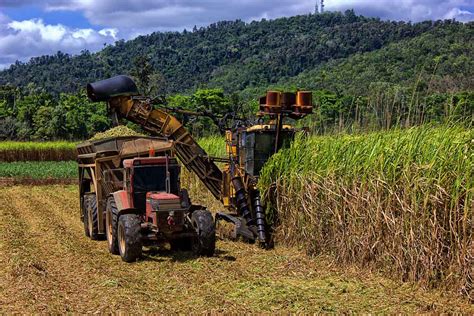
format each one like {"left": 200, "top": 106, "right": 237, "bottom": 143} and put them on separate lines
{"left": 33, "top": 106, "right": 55, "bottom": 140}
{"left": 0, "top": 91, "right": 112, "bottom": 141}
{"left": 131, "top": 54, "right": 154, "bottom": 95}
{"left": 167, "top": 89, "right": 233, "bottom": 137}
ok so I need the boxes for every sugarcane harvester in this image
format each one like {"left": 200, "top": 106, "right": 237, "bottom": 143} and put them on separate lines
{"left": 86, "top": 75, "right": 313, "bottom": 248}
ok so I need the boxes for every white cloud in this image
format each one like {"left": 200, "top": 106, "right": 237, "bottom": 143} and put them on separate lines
{"left": 98, "top": 28, "right": 117, "bottom": 38}
{"left": 327, "top": 0, "right": 473, "bottom": 22}
{"left": 45, "top": 0, "right": 311, "bottom": 34}
{"left": 8, "top": 19, "right": 67, "bottom": 41}
{"left": 444, "top": 7, "right": 473, "bottom": 21}
{"left": 2, "top": 1, "right": 473, "bottom": 37}
{"left": 0, "top": 16, "right": 117, "bottom": 68}
{"left": 71, "top": 28, "right": 92, "bottom": 39}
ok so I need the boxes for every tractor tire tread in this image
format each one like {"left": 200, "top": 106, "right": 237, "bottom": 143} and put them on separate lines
{"left": 118, "top": 214, "right": 142, "bottom": 262}
{"left": 106, "top": 197, "right": 120, "bottom": 255}
{"left": 87, "top": 194, "right": 100, "bottom": 240}
{"left": 191, "top": 210, "right": 216, "bottom": 257}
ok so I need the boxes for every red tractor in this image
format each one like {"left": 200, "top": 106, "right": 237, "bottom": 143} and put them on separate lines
{"left": 77, "top": 137, "right": 216, "bottom": 262}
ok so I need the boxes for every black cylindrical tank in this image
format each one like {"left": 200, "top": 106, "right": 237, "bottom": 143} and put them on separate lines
{"left": 87, "top": 75, "right": 139, "bottom": 102}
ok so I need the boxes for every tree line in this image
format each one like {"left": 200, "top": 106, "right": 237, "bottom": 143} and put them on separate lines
{"left": 1, "top": 83, "right": 471, "bottom": 141}
{"left": 0, "top": 11, "right": 471, "bottom": 140}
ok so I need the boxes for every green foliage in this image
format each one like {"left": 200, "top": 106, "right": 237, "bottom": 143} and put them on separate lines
{"left": 295, "top": 89, "right": 473, "bottom": 134}
{"left": 0, "top": 86, "right": 471, "bottom": 140}
{"left": 130, "top": 54, "right": 168, "bottom": 96}
{"left": 0, "top": 91, "right": 112, "bottom": 141}
{"left": 260, "top": 125, "right": 474, "bottom": 189}
{"left": 167, "top": 88, "right": 234, "bottom": 137}
{"left": 192, "top": 89, "right": 231, "bottom": 113}
{"left": 198, "top": 135, "right": 226, "bottom": 157}
{"left": 0, "top": 86, "right": 239, "bottom": 140}
{"left": 0, "top": 141, "right": 76, "bottom": 151}
{"left": 0, "top": 14, "right": 472, "bottom": 140}
{"left": 279, "top": 22, "right": 474, "bottom": 95}
{"left": 0, "top": 161, "right": 76, "bottom": 179}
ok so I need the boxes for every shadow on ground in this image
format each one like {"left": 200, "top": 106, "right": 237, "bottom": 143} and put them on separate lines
{"left": 141, "top": 247, "right": 236, "bottom": 263}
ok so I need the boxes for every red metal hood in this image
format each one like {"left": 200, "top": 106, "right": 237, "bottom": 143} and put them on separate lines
{"left": 147, "top": 192, "right": 179, "bottom": 200}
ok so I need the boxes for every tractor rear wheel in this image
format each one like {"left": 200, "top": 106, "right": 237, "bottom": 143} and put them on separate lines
{"left": 106, "top": 197, "right": 119, "bottom": 255}
{"left": 118, "top": 214, "right": 142, "bottom": 262}
{"left": 191, "top": 210, "right": 216, "bottom": 257}
{"left": 86, "top": 194, "right": 100, "bottom": 240}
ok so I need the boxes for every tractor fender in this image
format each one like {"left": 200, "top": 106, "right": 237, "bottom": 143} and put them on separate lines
{"left": 111, "top": 190, "right": 137, "bottom": 215}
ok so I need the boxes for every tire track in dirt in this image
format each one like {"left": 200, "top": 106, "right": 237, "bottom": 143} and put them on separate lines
{"left": 0, "top": 187, "right": 61, "bottom": 312}
{"left": 2, "top": 186, "right": 148, "bottom": 312}
{"left": 2, "top": 187, "right": 87, "bottom": 312}
{"left": 34, "top": 186, "right": 276, "bottom": 311}
{"left": 36, "top": 185, "right": 210, "bottom": 312}
{"left": 3, "top": 186, "right": 161, "bottom": 312}
{"left": 2, "top": 186, "right": 241, "bottom": 312}
{"left": 1, "top": 185, "right": 473, "bottom": 313}
{"left": 24, "top": 186, "right": 218, "bottom": 312}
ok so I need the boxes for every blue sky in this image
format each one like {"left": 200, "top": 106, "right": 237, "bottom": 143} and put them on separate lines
{"left": 0, "top": 0, "right": 473, "bottom": 69}
{"left": 3, "top": 5, "right": 94, "bottom": 29}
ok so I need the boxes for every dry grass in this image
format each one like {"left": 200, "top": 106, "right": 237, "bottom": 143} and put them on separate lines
{"left": 0, "top": 141, "right": 76, "bottom": 162}
{"left": 0, "top": 185, "right": 473, "bottom": 313}
{"left": 0, "top": 177, "right": 76, "bottom": 186}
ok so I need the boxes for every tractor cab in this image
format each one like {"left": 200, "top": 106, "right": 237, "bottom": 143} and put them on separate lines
{"left": 122, "top": 157, "right": 190, "bottom": 234}
{"left": 236, "top": 124, "right": 296, "bottom": 177}
{"left": 225, "top": 91, "right": 312, "bottom": 179}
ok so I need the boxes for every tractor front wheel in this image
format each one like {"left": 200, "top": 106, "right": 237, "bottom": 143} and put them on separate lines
{"left": 118, "top": 214, "right": 142, "bottom": 262}
{"left": 191, "top": 210, "right": 216, "bottom": 257}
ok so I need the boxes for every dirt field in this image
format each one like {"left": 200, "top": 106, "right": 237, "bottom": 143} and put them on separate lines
{"left": 1, "top": 185, "right": 472, "bottom": 313}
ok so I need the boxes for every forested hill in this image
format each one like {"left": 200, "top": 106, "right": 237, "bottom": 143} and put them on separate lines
{"left": 0, "top": 11, "right": 471, "bottom": 96}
